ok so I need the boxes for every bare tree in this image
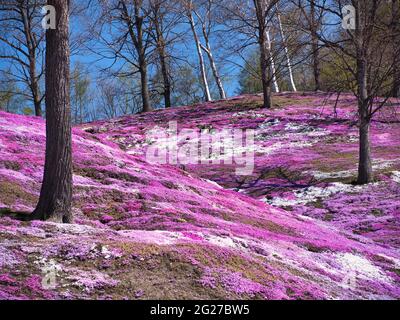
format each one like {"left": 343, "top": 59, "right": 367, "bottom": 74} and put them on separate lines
{"left": 292, "top": 0, "right": 324, "bottom": 91}
{"left": 193, "top": 0, "right": 226, "bottom": 99}
{"left": 218, "top": 0, "right": 280, "bottom": 108}
{"left": 33, "top": 0, "right": 72, "bottom": 222}
{"left": 0, "top": 0, "right": 45, "bottom": 116}
{"left": 148, "top": 0, "right": 183, "bottom": 108}
{"left": 0, "top": 73, "right": 20, "bottom": 113}
{"left": 149, "top": 0, "right": 171, "bottom": 108}
{"left": 276, "top": 3, "right": 297, "bottom": 91}
{"left": 71, "top": 63, "right": 91, "bottom": 124}
{"left": 97, "top": 79, "right": 123, "bottom": 119}
{"left": 254, "top": 0, "right": 280, "bottom": 108}
{"left": 92, "top": 0, "right": 153, "bottom": 113}
{"left": 183, "top": 0, "right": 212, "bottom": 102}
{"left": 305, "top": 0, "right": 396, "bottom": 184}
{"left": 309, "top": 0, "right": 321, "bottom": 91}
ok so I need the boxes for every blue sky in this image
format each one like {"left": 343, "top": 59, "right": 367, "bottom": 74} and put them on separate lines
{"left": 0, "top": 3, "right": 249, "bottom": 114}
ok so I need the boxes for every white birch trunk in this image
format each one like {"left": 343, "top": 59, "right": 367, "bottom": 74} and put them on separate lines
{"left": 266, "top": 30, "right": 279, "bottom": 93}
{"left": 195, "top": 6, "right": 226, "bottom": 100}
{"left": 188, "top": 12, "right": 212, "bottom": 102}
{"left": 276, "top": 8, "right": 297, "bottom": 92}
{"left": 200, "top": 39, "right": 226, "bottom": 99}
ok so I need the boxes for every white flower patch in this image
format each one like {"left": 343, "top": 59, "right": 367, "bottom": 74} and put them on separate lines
{"left": 265, "top": 182, "right": 361, "bottom": 207}
{"left": 255, "top": 140, "right": 314, "bottom": 157}
{"left": 337, "top": 253, "right": 392, "bottom": 284}
{"left": 117, "top": 230, "right": 181, "bottom": 245}
{"left": 392, "top": 171, "right": 400, "bottom": 184}
{"left": 311, "top": 170, "right": 355, "bottom": 180}
{"left": 284, "top": 122, "right": 328, "bottom": 135}
{"left": 204, "top": 179, "right": 223, "bottom": 189}
{"left": 348, "top": 134, "right": 358, "bottom": 142}
{"left": 258, "top": 119, "right": 280, "bottom": 129}
{"left": 264, "top": 197, "right": 301, "bottom": 207}
{"left": 284, "top": 123, "right": 310, "bottom": 131}
{"left": 54, "top": 222, "right": 100, "bottom": 235}
{"left": 311, "top": 159, "right": 398, "bottom": 180}
{"left": 372, "top": 159, "right": 397, "bottom": 170}
{"left": 233, "top": 111, "right": 265, "bottom": 119}
{"left": 205, "top": 234, "right": 239, "bottom": 249}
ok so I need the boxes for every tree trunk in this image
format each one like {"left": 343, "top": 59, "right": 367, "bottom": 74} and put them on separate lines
{"left": 121, "top": 1, "right": 152, "bottom": 113}
{"left": 154, "top": 16, "right": 172, "bottom": 108}
{"left": 136, "top": 14, "right": 151, "bottom": 113}
{"left": 265, "top": 30, "right": 279, "bottom": 93}
{"left": 393, "top": 57, "right": 400, "bottom": 98}
{"left": 31, "top": 64, "right": 42, "bottom": 117}
{"left": 33, "top": 0, "right": 72, "bottom": 223}
{"left": 255, "top": 0, "right": 272, "bottom": 108}
{"left": 21, "top": 3, "right": 42, "bottom": 117}
{"left": 310, "top": 0, "right": 321, "bottom": 91}
{"left": 355, "top": 2, "right": 373, "bottom": 184}
{"left": 188, "top": 12, "right": 212, "bottom": 102}
{"left": 198, "top": 14, "right": 226, "bottom": 100}
{"left": 139, "top": 53, "right": 152, "bottom": 113}
{"left": 276, "top": 8, "right": 297, "bottom": 92}
{"left": 357, "top": 115, "right": 373, "bottom": 184}
{"left": 29, "top": 57, "right": 42, "bottom": 116}
{"left": 392, "top": 0, "right": 400, "bottom": 97}
{"left": 33, "top": 96, "right": 42, "bottom": 117}
{"left": 259, "top": 34, "right": 272, "bottom": 109}
{"left": 202, "top": 44, "right": 226, "bottom": 99}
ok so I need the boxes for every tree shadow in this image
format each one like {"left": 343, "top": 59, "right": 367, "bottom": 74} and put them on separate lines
{"left": 0, "top": 208, "right": 34, "bottom": 221}
{"left": 232, "top": 166, "right": 319, "bottom": 198}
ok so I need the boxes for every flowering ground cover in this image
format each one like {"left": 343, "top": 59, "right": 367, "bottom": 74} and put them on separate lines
{"left": 0, "top": 92, "right": 399, "bottom": 299}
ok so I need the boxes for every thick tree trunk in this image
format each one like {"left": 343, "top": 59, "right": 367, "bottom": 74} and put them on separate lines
{"left": 136, "top": 13, "right": 151, "bottom": 113}
{"left": 33, "top": 0, "right": 72, "bottom": 223}
{"left": 393, "top": 59, "right": 400, "bottom": 98}
{"left": 139, "top": 53, "right": 152, "bottom": 113}
{"left": 154, "top": 17, "right": 172, "bottom": 108}
{"left": 188, "top": 12, "right": 212, "bottom": 102}
{"left": 355, "top": 2, "right": 373, "bottom": 185}
{"left": 255, "top": 0, "right": 272, "bottom": 108}
{"left": 159, "top": 54, "right": 171, "bottom": 108}
{"left": 357, "top": 75, "right": 373, "bottom": 185}
{"left": 259, "top": 35, "right": 272, "bottom": 109}
{"left": 392, "top": 0, "right": 400, "bottom": 97}
{"left": 33, "top": 96, "right": 42, "bottom": 117}
{"left": 310, "top": 0, "right": 321, "bottom": 91}
{"left": 357, "top": 116, "right": 373, "bottom": 184}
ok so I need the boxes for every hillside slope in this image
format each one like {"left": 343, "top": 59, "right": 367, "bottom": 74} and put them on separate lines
{"left": 0, "top": 93, "right": 399, "bottom": 299}
{"left": 87, "top": 92, "right": 400, "bottom": 249}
